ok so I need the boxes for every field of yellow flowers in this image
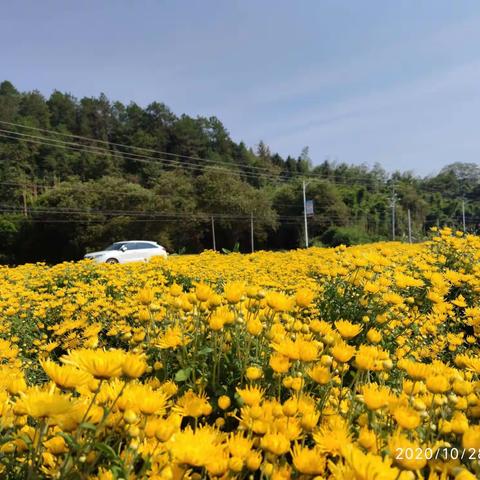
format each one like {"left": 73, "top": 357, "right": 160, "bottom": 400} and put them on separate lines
{"left": 1, "top": 228, "right": 480, "bottom": 479}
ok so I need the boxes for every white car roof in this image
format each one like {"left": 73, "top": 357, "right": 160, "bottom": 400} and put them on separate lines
{"left": 118, "top": 240, "right": 158, "bottom": 244}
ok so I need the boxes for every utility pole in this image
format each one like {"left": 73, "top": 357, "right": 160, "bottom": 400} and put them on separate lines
{"left": 22, "top": 185, "right": 28, "bottom": 217}
{"left": 211, "top": 216, "right": 216, "bottom": 251}
{"left": 462, "top": 199, "right": 466, "bottom": 232}
{"left": 250, "top": 213, "right": 254, "bottom": 253}
{"left": 390, "top": 187, "right": 397, "bottom": 241}
{"left": 302, "top": 180, "right": 309, "bottom": 248}
{"left": 407, "top": 209, "right": 412, "bottom": 244}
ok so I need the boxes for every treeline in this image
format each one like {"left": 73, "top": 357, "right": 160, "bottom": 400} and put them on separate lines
{"left": 0, "top": 80, "right": 479, "bottom": 264}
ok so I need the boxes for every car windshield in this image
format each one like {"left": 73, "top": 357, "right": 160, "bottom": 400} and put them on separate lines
{"left": 104, "top": 242, "right": 126, "bottom": 251}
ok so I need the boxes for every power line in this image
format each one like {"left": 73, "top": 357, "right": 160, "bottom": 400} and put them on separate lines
{"left": 0, "top": 124, "right": 476, "bottom": 196}
{"left": 1, "top": 120, "right": 409, "bottom": 185}
{"left": 2, "top": 200, "right": 472, "bottom": 234}
{"left": 0, "top": 119, "right": 284, "bottom": 175}
{"left": 0, "top": 180, "right": 178, "bottom": 199}
{"left": 0, "top": 130, "right": 285, "bottom": 183}
{"left": 0, "top": 202, "right": 357, "bottom": 221}
{"left": 0, "top": 128, "right": 373, "bottom": 187}
{"left": 0, "top": 126, "right": 288, "bottom": 183}
{"left": 0, "top": 203, "right": 355, "bottom": 225}
{"left": 0, "top": 121, "right": 454, "bottom": 191}
{"left": 0, "top": 203, "right": 301, "bottom": 220}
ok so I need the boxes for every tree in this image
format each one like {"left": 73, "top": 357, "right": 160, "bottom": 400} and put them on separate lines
{"left": 78, "top": 93, "right": 113, "bottom": 140}
{"left": 203, "top": 116, "right": 232, "bottom": 158}
{"left": 196, "top": 168, "right": 277, "bottom": 250}
{"left": 440, "top": 162, "right": 480, "bottom": 183}
{"left": 297, "top": 146, "right": 312, "bottom": 173}
{"left": 22, "top": 177, "right": 157, "bottom": 261}
{"left": 256, "top": 140, "right": 270, "bottom": 161}
{"left": 0, "top": 80, "right": 20, "bottom": 123}
{"left": 151, "top": 170, "right": 203, "bottom": 251}
{"left": 2, "top": 79, "right": 480, "bottom": 262}
{"left": 47, "top": 91, "right": 77, "bottom": 131}
{"left": 18, "top": 90, "right": 50, "bottom": 127}
{"left": 170, "top": 115, "right": 208, "bottom": 158}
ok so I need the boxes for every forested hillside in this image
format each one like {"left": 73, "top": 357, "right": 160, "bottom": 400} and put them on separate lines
{"left": 0, "top": 80, "right": 479, "bottom": 263}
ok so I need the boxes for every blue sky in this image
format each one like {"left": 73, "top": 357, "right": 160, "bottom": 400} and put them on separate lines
{"left": 1, "top": 0, "right": 480, "bottom": 176}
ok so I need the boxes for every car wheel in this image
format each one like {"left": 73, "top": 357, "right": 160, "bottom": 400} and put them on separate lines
{"left": 106, "top": 258, "right": 119, "bottom": 264}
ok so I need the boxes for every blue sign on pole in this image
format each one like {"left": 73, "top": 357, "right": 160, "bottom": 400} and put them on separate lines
{"left": 306, "top": 200, "right": 314, "bottom": 216}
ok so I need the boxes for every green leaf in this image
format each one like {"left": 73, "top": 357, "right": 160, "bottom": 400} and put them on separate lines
{"left": 0, "top": 435, "right": 14, "bottom": 448}
{"left": 175, "top": 368, "right": 192, "bottom": 382}
{"left": 58, "top": 432, "right": 78, "bottom": 450}
{"left": 94, "top": 442, "right": 118, "bottom": 459}
{"left": 18, "top": 434, "right": 33, "bottom": 446}
{"left": 198, "top": 347, "right": 213, "bottom": 355}
{"left": 79, "top": 422, "right": 97, "bottom": 431}
{"left": 234, "top": 391, "right": 244, "bottom": 406}
{"left": 111, "top": 465, "right": 127, "bottom": 476}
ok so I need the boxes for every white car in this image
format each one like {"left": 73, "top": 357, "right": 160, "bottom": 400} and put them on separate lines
{"left": 84, "top": 241, "right": 168, "bottom": 264}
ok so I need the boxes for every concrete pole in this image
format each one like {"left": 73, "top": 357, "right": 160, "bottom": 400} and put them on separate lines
{"left": 211, "top": 216, "right": 216, "bottom": 251}
{"left": 407, "top": 209, "right": 412, "bottom": 243}
{"left": 250, "top": 212, "right": 254, "bottom": 253}
{"left": 303, "top": 180, "right": 309, "bottom": 248}
{"left": 391, "top": 193, "right": 396, "bottom": 241}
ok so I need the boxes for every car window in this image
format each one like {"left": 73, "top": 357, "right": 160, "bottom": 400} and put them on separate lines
{"left": 136, "top": 242, "right": 157, "bottom": 249}
{"left": 105, "top": 242, "right": 126, "bottom": 251}
{"left": 128, "top": 243, "right": 145, "bottom": 250}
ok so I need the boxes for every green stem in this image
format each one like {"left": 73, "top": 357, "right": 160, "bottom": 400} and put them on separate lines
{"left": 27, "top": 418, "right": 49, "bottom": 480}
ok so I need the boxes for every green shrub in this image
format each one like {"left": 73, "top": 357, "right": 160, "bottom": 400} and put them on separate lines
{"left": 320, "top": 226, "right": 376, "bottom": 247}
